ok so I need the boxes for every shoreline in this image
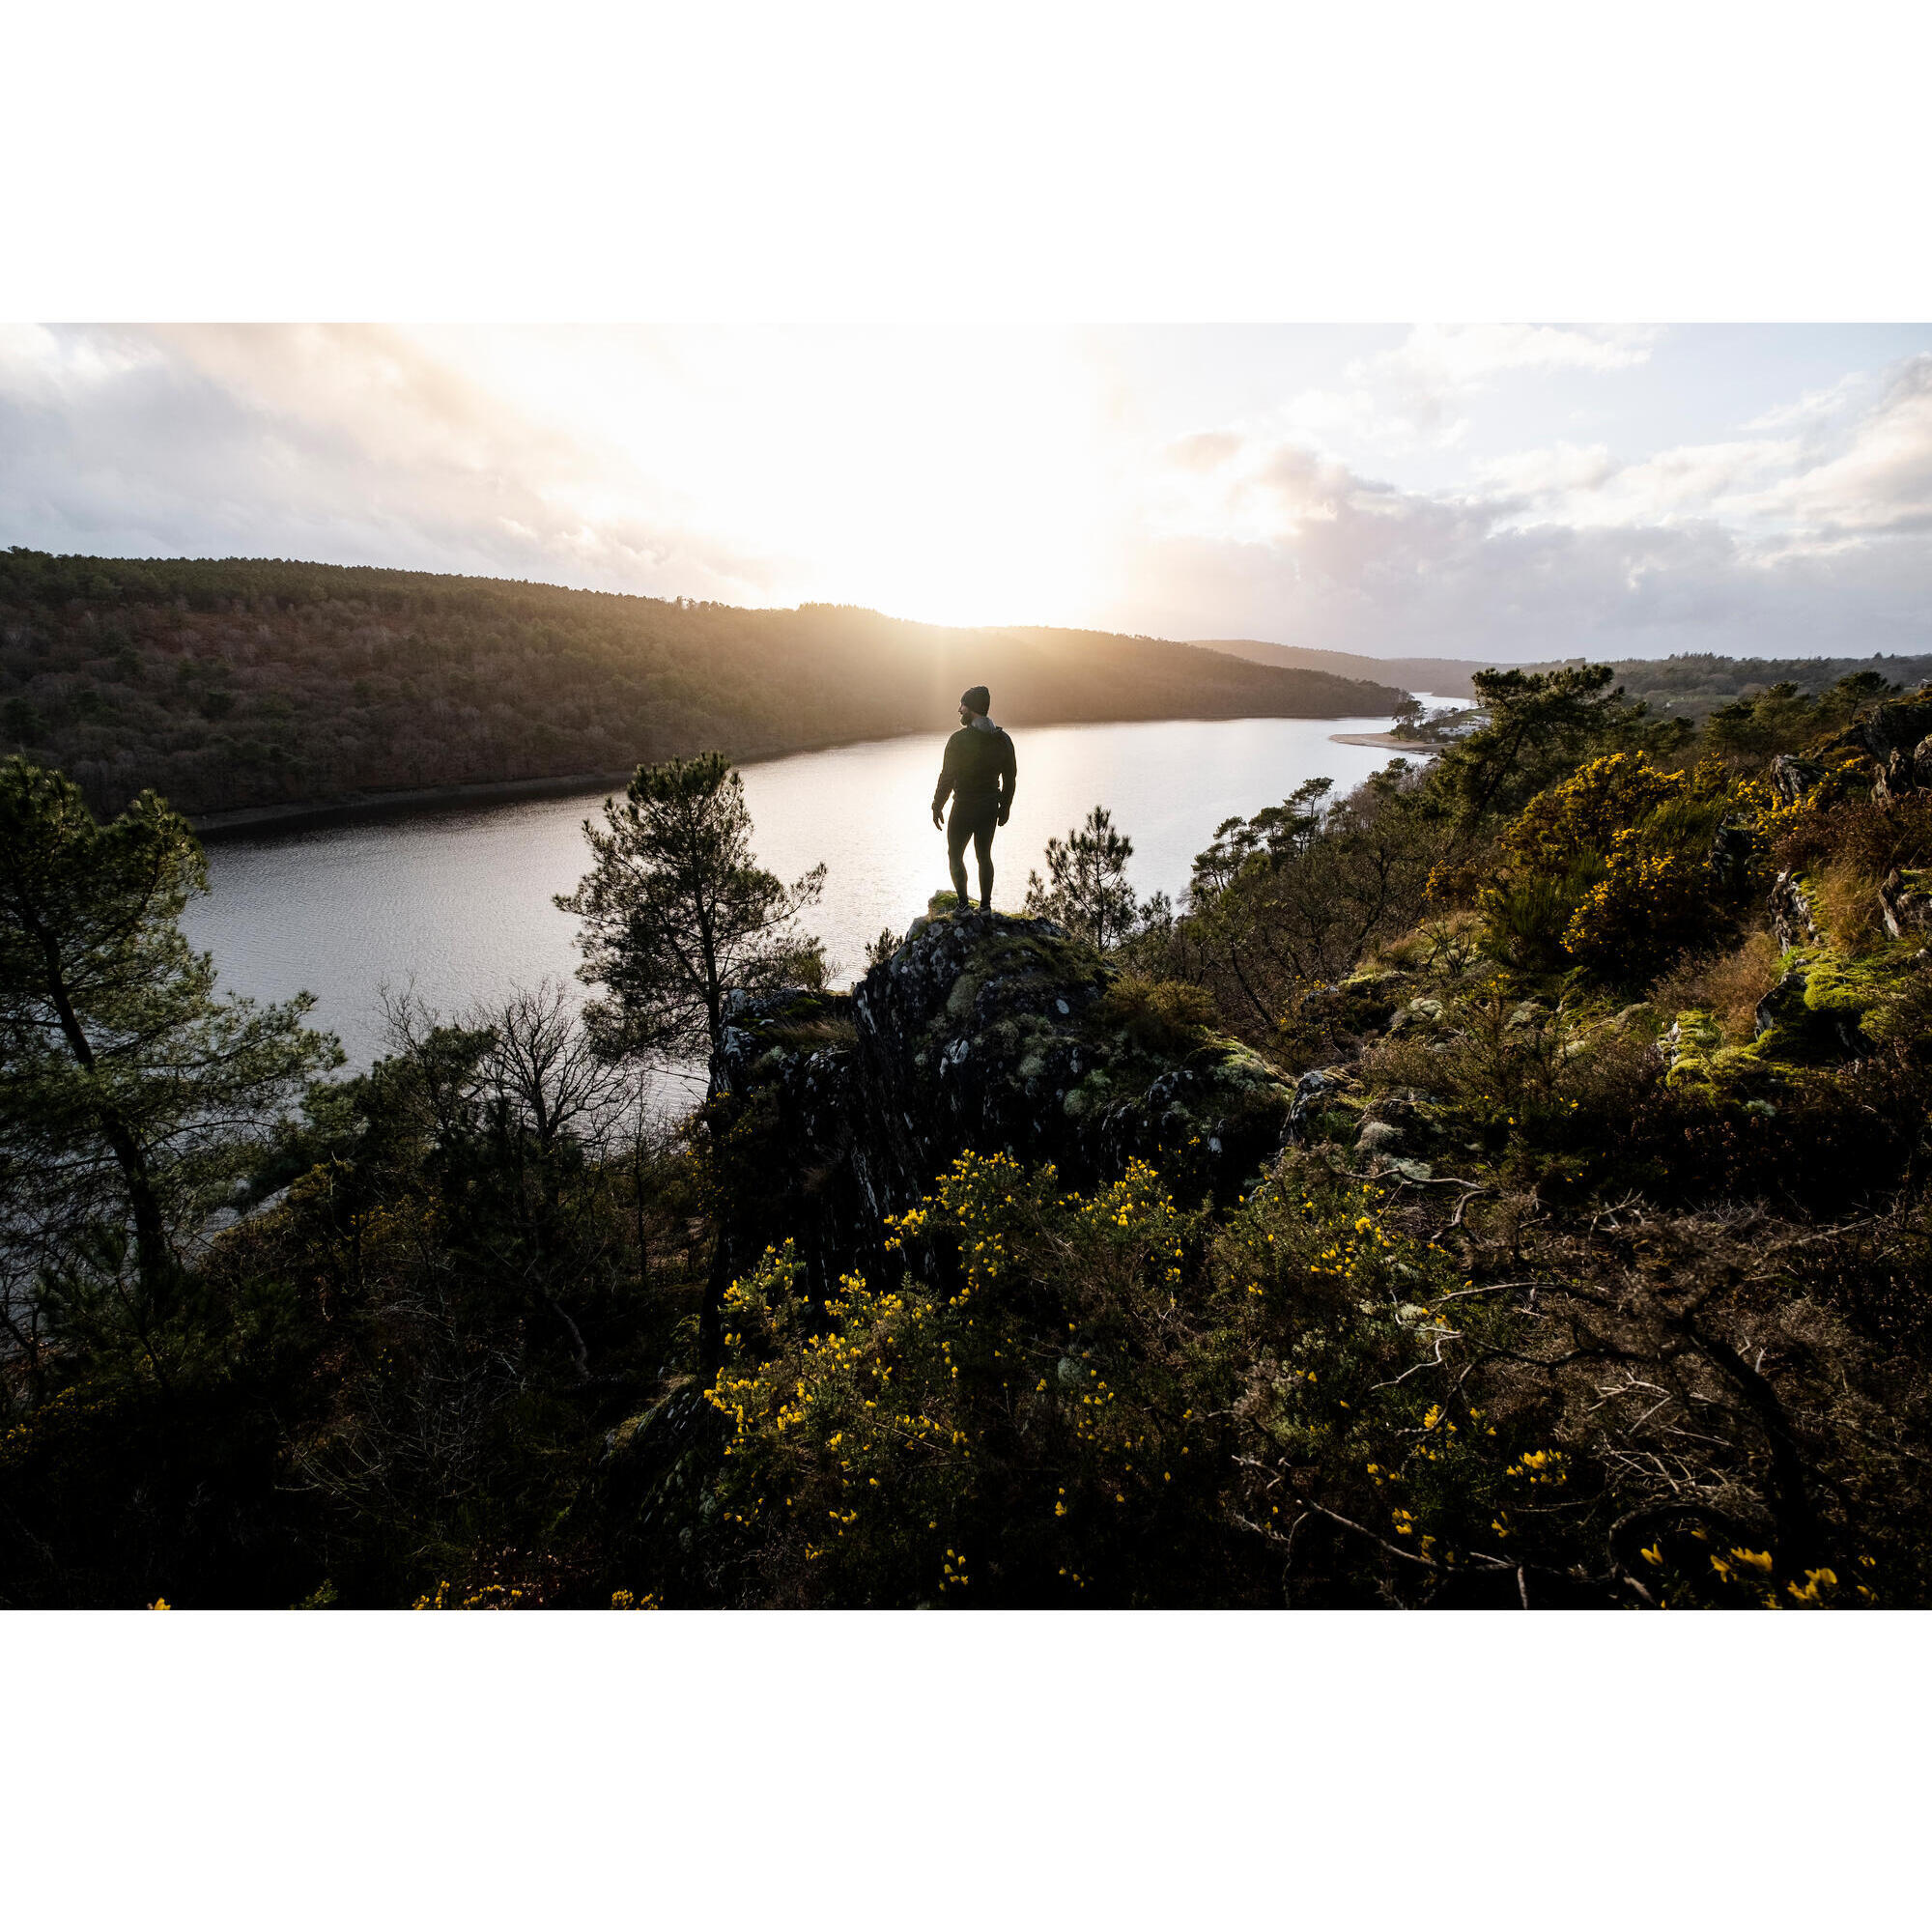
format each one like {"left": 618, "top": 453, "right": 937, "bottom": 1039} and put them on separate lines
{"left": 1327, "top": 730, "right": 1443, "bottom": 753}
{"left": 187, "top": 726, "right": 930, "bottom": 840}
{"left": 191, "top": 714, "right": 1422, "bottom": 840}
{"left": 192, "top": 769, "right": 639, "bottom": 839}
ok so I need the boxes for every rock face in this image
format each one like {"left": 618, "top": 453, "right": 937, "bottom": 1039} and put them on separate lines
{"left": 1823, "top": 695, "right": 1932, "bottom": 805}
{"left": 1769, "top": 869, "right": 1820, "bottom": 950}
{"left": 1767, "top": 753, "right": 1821, "bottom": 808}
{"left": 1880, "top": 867, "right": 1932, "bottom": 941}
{"left": 710, "top": 907, "right": 1295, "bottom": 1293}
{"left": 1856, "top": 696, "right": 1932, "bottom": 765}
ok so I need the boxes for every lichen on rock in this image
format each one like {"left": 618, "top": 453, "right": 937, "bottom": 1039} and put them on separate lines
{"left": 708, "top": 907, "right": 1296, "bottom": 1291}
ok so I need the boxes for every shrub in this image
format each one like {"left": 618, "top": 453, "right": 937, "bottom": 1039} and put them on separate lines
{"left": 1807, "top": 855, "right": 1889, "bottom": 953}
{"left": 703, "top": 1151, "right": 1250, "bottom": 1606}
{"left": 1563, "top": 838, "right": 1717, "bottom": 983}
{"left": 1501, "top": 752, "right": 1688, "bottom": 872}
{"left": 1094, "top": 974, "right": 1217, "bottom": 1053}
{"left": 1653, "top": 932, "right": 1782, "bottom": 1044}
{"left": 1480, "top": 753, "right": 1731, "bottom": 980}
{"left": 1774, "top": 795, "right": 1932, "bottom": 881}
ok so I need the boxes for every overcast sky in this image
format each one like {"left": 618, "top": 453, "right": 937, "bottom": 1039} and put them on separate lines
{"left": 5, "top": 323, "right": 1930, "bottom": 663}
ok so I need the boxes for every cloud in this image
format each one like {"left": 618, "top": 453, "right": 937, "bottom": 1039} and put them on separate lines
{"left": 1374, "top": 323, "right": 1656, "bottom": 389}
{"left": 1118, "top": 357, "right": 1932, "bottom": 659}
{"left": 1468, "top": 354, "right": 1932, "bottom": 547}
{"left": 1278, "top": 324, "right": 1659, "bottom": 450}
{"left": 1740, "top": 368, "right": 1872, "bottom": 434}
{"left": 1165, "top": 430, "right": 1242, "bottom": 473}
{"left": 1474, "top": 440, "right": 1618, "bottom": 502}
{"left": 2, "top": 325, "right": 1929, "bottom": 668}
{"left": 0, "top": 324, "right": 794, "bottom": 603}
{"left": 1746, "top": 354, "right": 1932, "bottom": 538}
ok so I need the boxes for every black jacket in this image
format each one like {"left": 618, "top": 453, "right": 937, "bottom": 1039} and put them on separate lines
{"left": 932, "top": 721, "right": 1017, "bottom": 818}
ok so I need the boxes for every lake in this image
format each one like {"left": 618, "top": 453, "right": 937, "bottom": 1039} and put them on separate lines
{"left": 184, "top": 706, "right": 1440, "bottom": 1070}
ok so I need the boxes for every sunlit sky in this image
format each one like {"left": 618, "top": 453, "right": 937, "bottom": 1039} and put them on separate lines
{"left": 5, "top": 323, "right": 1932, "bottom": 662}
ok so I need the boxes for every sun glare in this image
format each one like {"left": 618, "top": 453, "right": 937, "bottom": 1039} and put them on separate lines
{"left": 411, "top": 325, "right": 1130, "bottom": 626}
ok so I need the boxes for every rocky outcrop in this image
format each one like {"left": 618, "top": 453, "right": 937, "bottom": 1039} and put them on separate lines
{"left": 1769, "top": 869, "right": 1820, "bottom": 950}
{"left": 1813, "top": 695, "right": 1932, "bottom": 805}
{"left": 1856, "top": 696, "right": 1932, "bottom": 765}
{"left": 1707, "top": 815, "right": 1757, "bottom": 889}
{"left": 1753, "top": 971, "right": 1810, "bottom": 1041}
{"left": 709, "top": 907, "right": 1295, "bottom": 1293}
{"left": 1880, "top": 867, "right": 1932, "bottom": 942}
{"left": 1767, "top": 753, "right": 1821, "bottom": 809}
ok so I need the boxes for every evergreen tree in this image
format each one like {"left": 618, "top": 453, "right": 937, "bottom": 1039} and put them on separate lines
{"left": 556, "top": 752, "right": 827, "bottom": 1093}
{"left": 1432, "top": 664, "right": 1647, "bottom": 825}
{"left": 556, "top": 752, "right": 826, "bottom": 1372}
{"left": 1024, "top": 805, "right": 1145, "bottom": 950}
{"left": 0, "top": 757, "right": 339, "bottom": 1323}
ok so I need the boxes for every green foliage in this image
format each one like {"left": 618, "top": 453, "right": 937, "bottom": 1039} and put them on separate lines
{"left": 1476, "top": 753, "right": 1738, "bottom": 981}
{"left": 0, "top": 757, "right": 340, "bottom": 1317}
{"left": 0, "top": 548, "right": 1406, "bottom": 820}
{"left": 1161, "top": 763, "right": 1441, "bottom": 1052}
{"left": 1700, "top": 671, "right": 1902, "bottom": 762}
{"left": 705, "top": 1151, "right": 1252, "bottom": 1606}
{"left": 1430, "top": 663, "right": 1651, "bottom": 826}
{"left": 0, "top": 981, "right": 698, "bottom": 1607}
{"left": 1094, "top": 974, "right": 1217, "bottom": 1054}
{"left": 1187, "top": 778, "right": 1331, "bottom": 900}
{"left": 1023, "top": 805, "right": 1149, "bottom": 950}
{"left": 696, "top": 1125, "right": 1915, "bottom": 1608}
{"left": 556, "top": 752, "right": 826, "bottom": 1080}
{"left": 1562, "top": 839, "right": 1715, "bottom": 980}
{"left": 1563, "top": 653, "right": 1928, "bottom": 724}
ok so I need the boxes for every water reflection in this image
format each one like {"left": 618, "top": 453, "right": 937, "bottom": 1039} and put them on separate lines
{"left": 186, "top": 708, "right": 1434, "bottom": 1068}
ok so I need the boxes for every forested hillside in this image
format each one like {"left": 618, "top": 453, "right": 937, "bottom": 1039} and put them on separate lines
{"left": 1198, "top": 638, "right": 1485, "bottom": 699}
{"left": 1554, "top": 652, "right": 1932, "bottom": 720}
{"left": 1204, "top": 640, "right": 1932, "bottom": 718}
{"left": 0, "top": 550, "right": 1406, "bottom": 819}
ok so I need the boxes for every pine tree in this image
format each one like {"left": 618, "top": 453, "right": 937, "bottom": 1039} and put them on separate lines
{"left": 556, "top": 752, "right": 826, "bottom": 1371}
{"left": 0, "top": 757, "right": 339, "bottom": 1321}
{"left": 1024, "top": 805, "right": 1144, "bottom": 950}
{"left": 555, "top": 752, "right": 827, "bottom": 1093}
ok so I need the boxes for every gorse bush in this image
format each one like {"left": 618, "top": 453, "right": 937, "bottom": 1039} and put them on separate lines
{"left": 705, "top": 1151, "right": 1245, "bottom": 1606}
{"left": 1562, "top": 837, "right": 1714, "bottom": 980}
{"left": 693, "top": 1127, "right": 1909, "bottom": 1608}
{"left": 1477, "top": 753, "right": 1747, "bottom": 982}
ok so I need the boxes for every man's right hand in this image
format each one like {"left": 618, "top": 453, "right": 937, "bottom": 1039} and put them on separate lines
{"left": 931, "top": 805, "right": 944, "bottom": 830}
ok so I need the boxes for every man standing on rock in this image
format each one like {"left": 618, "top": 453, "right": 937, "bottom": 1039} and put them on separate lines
{"left": 931, "top": 685, "right": 1017, "bottom": 913}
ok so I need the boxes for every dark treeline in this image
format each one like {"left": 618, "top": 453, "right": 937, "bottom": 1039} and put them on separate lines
{"left": 1194, "top": 639, "right": 1932, "bottom": 718}
{"left": 1531, "top": 651, "right": 1932, "bottom": 720}
{"left": 0, "top": 549, "right": 1406, "bottom": 821}
{"left": 9, "top": 662, "right": 1932, "bottom": 1608}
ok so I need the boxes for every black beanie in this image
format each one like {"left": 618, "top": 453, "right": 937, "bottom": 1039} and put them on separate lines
{"left": 961, "top": 686, "right": 991, "bottom": 716}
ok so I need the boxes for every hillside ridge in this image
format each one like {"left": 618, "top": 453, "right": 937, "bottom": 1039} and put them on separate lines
{"left": 0, "top": 549, "right": 1406, "bottom": 819}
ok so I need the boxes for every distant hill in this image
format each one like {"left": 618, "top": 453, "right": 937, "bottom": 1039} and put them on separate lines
{"left": 1196, "top": 639, "right": 1484, "bottom": 701}
{"left": 1521, "top": 652, "right": 1932, "bottom": 720}
{"left": 1200, "top": 639, "right": 1932, "bottom": 720}
{"left": 0, "top": 552, "right": 1407, "bottom": 821}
